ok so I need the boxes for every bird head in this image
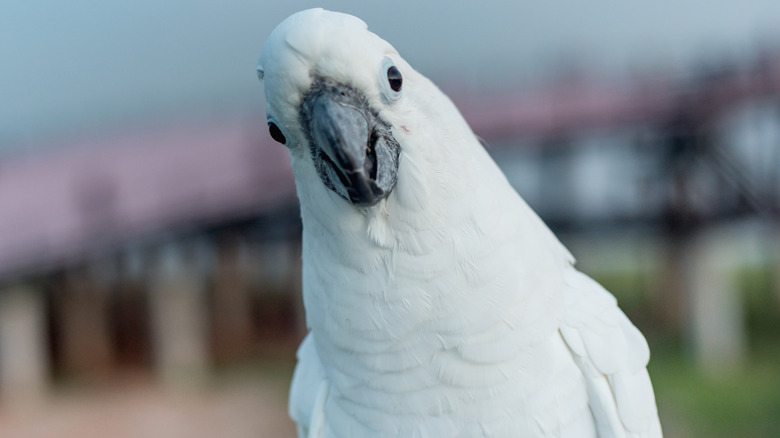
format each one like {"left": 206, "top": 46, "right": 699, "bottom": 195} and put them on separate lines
{"left": 258, "top": 9, "right": 414, "bottom": 209}
{"left": 258, "top": 7, "right": 481, "bottom": 219}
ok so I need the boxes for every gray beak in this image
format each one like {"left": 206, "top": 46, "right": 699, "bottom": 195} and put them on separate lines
{"left": 300, "top": 80, "right": 399, "bottom": 207}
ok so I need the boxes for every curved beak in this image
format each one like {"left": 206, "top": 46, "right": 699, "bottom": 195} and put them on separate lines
{"left": 300, "top": 81, "right": 399, "bottom": 207}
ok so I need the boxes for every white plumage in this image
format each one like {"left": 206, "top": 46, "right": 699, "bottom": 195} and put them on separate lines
{"left": 257, "top": 9, "right": 662, "bottom": 438}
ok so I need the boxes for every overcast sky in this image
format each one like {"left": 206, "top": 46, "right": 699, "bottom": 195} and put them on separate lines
{"left": 2, "top": 1, "right": 780, "bottom": 150}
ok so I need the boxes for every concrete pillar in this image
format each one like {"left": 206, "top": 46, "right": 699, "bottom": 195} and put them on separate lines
{"left": 0, "top": 284, "right": 49, "bottom": 401}
{"left": 683, "top": 228, "right": 747, "bottom": 374}
{"left": 149, "top": 241, "right": 210, "bottom": 387}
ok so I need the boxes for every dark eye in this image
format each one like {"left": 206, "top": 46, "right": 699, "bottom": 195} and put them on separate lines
{"left": 387, "top": 66, "right": 402, "bottom": 92}
{"left": 268, "top": 122, "right": 286, "bottom": 144}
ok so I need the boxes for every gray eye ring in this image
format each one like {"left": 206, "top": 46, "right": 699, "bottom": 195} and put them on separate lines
{"left": 379, "top": 57, "right": 403, "bottom": 103}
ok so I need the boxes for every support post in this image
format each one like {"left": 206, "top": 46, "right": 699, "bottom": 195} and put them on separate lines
{"left": 0, "top": 284, "right": 49, "bottom": 401}
{"left": 684, "top": 228, "right": 746, "bottom": 374}
{"left": 149, "top": 241, "right": 210, "bottom": 388}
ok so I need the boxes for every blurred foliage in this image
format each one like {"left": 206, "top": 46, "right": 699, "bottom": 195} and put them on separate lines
{"left": 650, "top": 338, "right": 780, "bottom": 438}
{"left": 591, "top": 270, "right": 653, "bottom": 312}
{"left": 740, "top": 267, "right": 780, "bottom": 349}
{"left": 596, "top": 266, "right": 780, "bottom": 438}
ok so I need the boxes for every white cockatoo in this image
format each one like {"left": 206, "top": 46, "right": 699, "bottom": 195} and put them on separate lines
{"left": 257, "top": 9, "right": 662, "bottom": 438}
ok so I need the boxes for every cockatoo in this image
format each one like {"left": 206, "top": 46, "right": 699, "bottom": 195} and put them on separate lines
{"left": 257, "top": 8, "right": 662, "bottom": 438}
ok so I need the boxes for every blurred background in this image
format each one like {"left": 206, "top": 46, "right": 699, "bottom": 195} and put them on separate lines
{"left": 1, "top": 1, "right": 780, "bottom": 437}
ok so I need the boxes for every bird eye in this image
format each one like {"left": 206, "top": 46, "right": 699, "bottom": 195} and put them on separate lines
{"left": 268, "top": 122, "right": 286, "bottom": 144}
{"left": 387, "top": 66, "right": 402, "bottom": 92}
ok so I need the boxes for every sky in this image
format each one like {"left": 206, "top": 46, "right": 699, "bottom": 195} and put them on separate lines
{"left": 2, "top": 1, "right": 780, "bottom": 150}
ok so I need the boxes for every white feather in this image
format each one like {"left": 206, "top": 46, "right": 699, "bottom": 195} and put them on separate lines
{"left": 259, "top": 8, "right": 662, "bottom": 437}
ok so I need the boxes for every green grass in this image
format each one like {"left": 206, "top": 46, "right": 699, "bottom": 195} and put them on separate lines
{"left": 649, "top": 337, "right": 780, "bottom": 438}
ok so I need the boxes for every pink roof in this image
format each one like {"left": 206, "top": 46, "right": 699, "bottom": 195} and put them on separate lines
{"left": 0, "top": 118, "right": 295, "bottom": 277}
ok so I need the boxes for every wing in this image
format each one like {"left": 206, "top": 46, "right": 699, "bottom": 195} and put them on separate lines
{"left": 289, "top": 333, "right": 329, "bottom": 438}
{"left": 559, "top": 269, "right": 663, "bottom": 438}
